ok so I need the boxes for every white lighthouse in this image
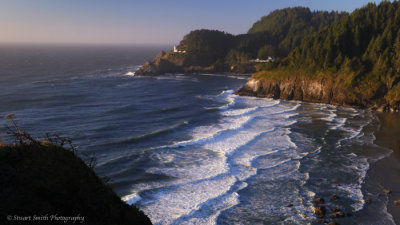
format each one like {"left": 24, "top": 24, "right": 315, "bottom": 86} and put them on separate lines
{"left": 173, "top": 45, "right": 186, "bottom": 54}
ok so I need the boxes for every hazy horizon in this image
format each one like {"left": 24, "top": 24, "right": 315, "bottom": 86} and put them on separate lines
{"left": 0, "top": 0, "right": 386, "bottom": 46}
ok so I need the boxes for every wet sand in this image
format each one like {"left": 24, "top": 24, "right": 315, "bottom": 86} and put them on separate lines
{"left": 371, "top": 112, "right": 400, "bottom": 224}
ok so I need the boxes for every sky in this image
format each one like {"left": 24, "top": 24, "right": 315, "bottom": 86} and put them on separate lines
{"left": 0, "top": 0, "right": 387, "bottom": 45}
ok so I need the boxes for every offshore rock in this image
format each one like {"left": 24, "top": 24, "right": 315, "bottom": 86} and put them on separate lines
{"left": 331, "top": 194, "right": 339, "bottom": 201}
{"left": 329, "top": 211, "right": 345, "bottom": 218}
{"left": 314, "top": 206, "right": 326, "bottom": 217}
{"left": 314, "top": 198, "right": 325, "bottom": 205}
{"left": 328, "top": 222, "right": 340, "bottom": 225}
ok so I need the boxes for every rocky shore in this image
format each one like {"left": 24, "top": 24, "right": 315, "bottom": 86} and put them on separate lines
{"left": 236, "top": 76, "right": 400, "bottom": 112}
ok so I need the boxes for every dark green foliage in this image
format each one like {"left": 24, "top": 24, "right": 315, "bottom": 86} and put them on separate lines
{"left": 173, "top": 8, "right": 345, "bottom": 68}
{"left": 0, "top": 143, "right": 152, "bottom": 225}
{"left": 225, "top": 49, "right": 250, "bottom": 64}
{"left": 249, "top": 7, "right": 343, "bottom": 34}
{"left": 178, "top": 29, "right": 235, "bottom": 66}
{"left": 278, "top": 1, "right": 400, "bottom": 104}
{"left": 232, "top": 32, "right": 275, "bottom": 59}
{"left": 258, "top": 45, "right": 278, "bottom": 59}
{"left": 246, "top": 7, "right": 347, "bottom": 57}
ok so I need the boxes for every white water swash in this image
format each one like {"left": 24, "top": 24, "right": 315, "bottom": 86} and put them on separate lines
{"left": 122, "top": 89, "right": 393, "bottom": 225}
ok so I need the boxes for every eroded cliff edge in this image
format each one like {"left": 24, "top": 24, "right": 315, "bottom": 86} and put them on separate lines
{"left": 237, "top": 76, "right": 400, "bottom": 112}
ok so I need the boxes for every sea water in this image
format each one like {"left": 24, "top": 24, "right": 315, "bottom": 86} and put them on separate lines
{"left": 0, "top": 45, "right": 395, "bottom": 225}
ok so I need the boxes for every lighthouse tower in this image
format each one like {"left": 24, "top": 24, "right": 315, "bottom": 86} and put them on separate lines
{"left": 173, "top": 45, "right": 186, "bottom": 53}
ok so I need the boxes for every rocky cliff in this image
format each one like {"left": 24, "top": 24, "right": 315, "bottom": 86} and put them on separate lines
{"left": 135, "top": 51, "right": 182, "bottom": 76}
{"left": 237, "top": 76, "right": 400, "bottom": 112}
{"left": 134, "top": 50, "right": 256, "bottom": 76}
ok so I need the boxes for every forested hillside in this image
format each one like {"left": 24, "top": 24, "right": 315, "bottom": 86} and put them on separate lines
{"left": 136, "top": 7, "right": 346, "bottom": 75}
{"left": 243, "top": 7, "right": 346, "bottom": 59}
{"left": 176, "top": 7, "right": 346, "bottom": 65}
{"left": 253, "top": 1, "right": 400, "bottom": 108}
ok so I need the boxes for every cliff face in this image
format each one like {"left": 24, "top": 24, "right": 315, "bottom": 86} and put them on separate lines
{"left": 237, "top": 76, "right": 399, "bottom": 112}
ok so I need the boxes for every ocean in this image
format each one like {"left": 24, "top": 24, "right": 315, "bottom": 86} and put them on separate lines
{"left": 0, "top": 44, "right": 395, "bottom": 225}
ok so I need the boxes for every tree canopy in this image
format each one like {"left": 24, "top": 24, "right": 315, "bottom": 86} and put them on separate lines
{"left": 274, "top": 1, "right": 400, "bottom": 104}
{"left": 173, "top": 7, "right": 346, "bottom": 66}
{"left": 177, "top": 29, "right": 235, "bottom": 66}
{"left": 246, "top": 7, "right": 346, "bottom": 58}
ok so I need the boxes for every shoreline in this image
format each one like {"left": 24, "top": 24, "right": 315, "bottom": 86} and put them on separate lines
{"left": 371, "top": 112, "right": 400, "bottom": 224}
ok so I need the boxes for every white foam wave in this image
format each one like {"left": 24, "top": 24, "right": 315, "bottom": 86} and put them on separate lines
{"left": 330, "top": 117, "right": 347, "bottom": 130}
{"left": 175, "top": 192, "right": 240, "bottom": 225}
{"left": 269, "top": 104, "right": 301, "bottom": 116}
{"left": 238, "top": 96, "right": 281, "bottom": 107}
{"left": 227, "top": 75, "right": 249, "bottom": 80}
{"left": 201, "top": 90, "right": 237, "bottom": 111}
{"left": 140, "top": 175, "right": 237, "bottom": 225}
{"left": 122, "top": 193, "right": 142, "bottom": 205}
{"left": 219, "top": 95, "right": 236, "bottom": 110}
{"left": 337, "top": 154, "right": 370, "bottom": 212}
{"left": 221, "top": 107, "right": 258, "bottom": 117}
{"left": 170, "top": 115, "right": 253, "bottom": 148}
{"left": 125, "top": 71, "right": 135, "bottom": 76}
{"left": 217, "top": 89, "right": 234, "bottom": 97}
{"left": 203, "top": 127, "right": 275, "bottom": 154}
{"left": 337, "top": 122, "right": 366, "bottom": 144}
{"left": 320, "top": 108, "right": 337, "bottom": 122}
{"left": 124, "top": 97, "right": 304, "bottom": 224}
{"left": 147, "top": 152, "right": 227, "bottom": 182}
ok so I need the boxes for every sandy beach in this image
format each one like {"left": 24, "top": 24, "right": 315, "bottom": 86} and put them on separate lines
{"left": 371, "top": 113, "right": 400, "bottom": 224}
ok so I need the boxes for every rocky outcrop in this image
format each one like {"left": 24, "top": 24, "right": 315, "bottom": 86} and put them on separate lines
{"left": 135, "top": 51, "right": 183, "bottom": 76}
{"left": 314, "top": 198, "right": 325, "bottom": 204}
{"left": 236, "top": 76, "right": 400, "bottom": 111}
{"left": 314, "top": 206, "right": 326, "bottom": 217}
{"left": 135, "top": 51, "right": 256, "bottom": 76}
{"left": 331, "top": 194, "right": 339, "bottom": 201}
{"left": 329, "top": 211, "right": 345, "bottom": 218}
